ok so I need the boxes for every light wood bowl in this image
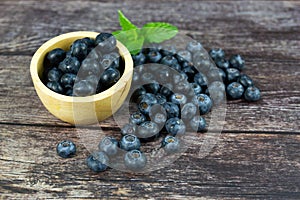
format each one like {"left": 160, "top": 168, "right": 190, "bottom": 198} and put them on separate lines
{"left": 30, "top": 31, "right": 133, "bottom": 125}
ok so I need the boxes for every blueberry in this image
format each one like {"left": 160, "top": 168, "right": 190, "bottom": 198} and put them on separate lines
{"left": 47, "top": 67, "right": 62, "bottom": 82}
{"left": 238, "top": 74, "right": 253, "bottom": 88}
{"left": 100, "top": 53, "right": 119, "bottom": 70}
{"left": 144, "top": 82, "right": 160, "bottom": 94}
{"left": 129, "top": 111, "right": 147, "bottom": 125}
{"left": 65, "top": 89, "right": 73, "bottom": 96}
{"left": 155, "top": 93, "right": 167, "bottom": 105}
{"left": 160, "top": 45, "right": 176, "bottom": 56}
{"left": 85, "top": 74, "right": 100, "bottom": 87}
{"left": 186, "top": 41, "right": 202, "bottom": 53}
{"left": 190, "top": 115, "right": 206, "bottom": 132}
{"left": 165, "top": 117, "right": 186, "bottom": 136}
{"left": 108, "top": 52, "right": 121, "bottom": 70}
{"left": 98, "top": 136, "right": 119, "bottom": 156}
{"left": 159, "top": 83, "right": 174, "bottom": 98}
{"left": 193, "top": 94, "right": 212, "bottom": 115}
{"left": 137, "top": 121, "right": 160, "bottom": 140}
{"left": 58, "top": 56, "right": 80, "bottom": 74}
{"left": 173, "top": 73, "right": 188, "bottom": 85}
{"left": 86, "top": 151, "right": 109, "bottom": 172}
{"left": 194, "top": 72, "right": 208, "bottom": 88}
{"left": 226, "top": 68, "right": 241, "bottom": 83}
{"left": 56, "top": 140, "right": 76, "bottom": 158}
{"left": 70, "top": 39, "right": 89, "bottom": 61}
{"left": 207, "top": 81, "right": 226, "bottom": 105}
{"left": 149, "top": 104, "right": 167, "bottom": 126}
{"left": 226, "top": 82, "right": 244, "bottom": 99}
{"left": 95, "top": 33, "right": 117, "bottom": 53}
{"left": 170, "top": 93, "right": 187, "bottom": 106}
{"left": 80, "top": 58, "right": 101, "bottom": 76}
{"left": 170, "top": 63, "right": 182, "bottom": 72}
{"left": 82, "top": 37, "right": 95, "bottom": 51}
{"left": 215, "top": 59, "right": 230, "bottom": 70}
{"left": 181, "top": 102, "right": 197, "bottom": 121}
{"left": 46, "top": 48, "right": 66, "bottom": 65}
{"left": 160, "top": 56, "right": 178, "bottom": 67}
{"left": 46, "top": 81, "right": 64, "bottom": 94}
{"left": 124, "top": 149, "right": 147, "bottom": 171}
{"left": 73, "top": 80, "right": 95, "bottom": 96}
{"left": 137, "top": 93, "right": 157, "bottom": 105}
{"left": 217, "top": 68, "right": 226, "bottom": 82}
{"left": 229, "top": 54, "right": 245, "bottom": 70}
{"left": 182, "top": 65, "right": 196, "bottom": 81}
{"left": 121, "top": 123, "right": 137, "bottom": 136}
{"left": 209, "top": 48, "right": 225, "bottom": 61}
{"left": 131, "top": 87, "right": 147, "bottom": 103}
{"left": 60, "top": 73, "right": 76, "bottom": 89}
{"left": 138, "top": 93, "right": 158, "bottom": 115}
{"left": 132, "top": 52, "right": 146, "bottom": 66}
{"left": 120, "top": 134, "right": 141, "bottom": 151}
{"left": 244, "top": 86, "right": 261, "bottom": 102}
{"left": 161, "top": 135, "right": 180, "bottom": 154}
{"left": 99, "top": 67, "right": 120, "bottom": 90}
{"left": 146, "top": 50, "right": 162, "bottom": 63}
{"left": 190, "top": 82, "right": 202, "bottom": 95}
{"left": 176, "top": 50, "right": 192, "bottom": 63}
{"left": 163, "top": 102, "right": 180, "bottom": 119}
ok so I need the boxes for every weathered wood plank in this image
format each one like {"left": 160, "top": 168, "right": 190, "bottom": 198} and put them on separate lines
{"left": 0, "top": 56, "right": 299, "bottom": 131}
{"left": 0, "top": 0, "right": 299, "bottom": 61}
{"left": 0, "top": 125, "right": 299, "bottom": 199}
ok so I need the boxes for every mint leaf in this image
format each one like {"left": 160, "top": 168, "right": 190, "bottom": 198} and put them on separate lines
{"left": 142, "top": 22, "right": 178, "bottom": 43}
{"left": 118, "top": 10, "right": 137, "bottom": 31}
{"left": 113, "top": 29, "right": 144, "bottom": 55}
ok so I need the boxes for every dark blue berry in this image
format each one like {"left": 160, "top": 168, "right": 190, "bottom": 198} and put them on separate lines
{"left": 124, "top": 149, "right": 147, "bottom": 171}
{"left": 244, "top": 86, "right": 261, "bottom": 102}
{"left": 226, "top": 68, "right": 241, "bottom": 83}
{"left": 47, "top": 67, "right": 62, "bottom": 82}
{"left": 182, "top": 65, "right": 196, "bottom": 81}
{"left": 193, "top": 94, "right": 212, "bottom": 115}
{"left": 238, "top": 74, "right": 253, "bottom": 88}
{"left": 70, "top": 39, "right": 89, "bottom": 61}
{"left": 82, "top": 37, "right": 95, "bottom": 51}
{"left": 131, "top": 87, "right": 147, "bottom": 103}
{"left": 209, "top": 48, "right": 225, "bottom": 61}
{"left": 100, "top": 53, "right": 119, "bottom": 70}
{"left": 226, "top": 82, "right": 244, "bottom": 99}
{"left": 98, "top": 136, "right": 119, "bottom": 156}
{"left": 58, "top": 56, "right": 80, "bottom": 74}
{"left": 137, "top": 121, "right": 160, "bottom": 140}
{"left": 65, "top": 89, "right": 73, "bottom": 96}
{"left": 170, "top": 93, "right": 187, "bottom": 106}
{"left": 186, "top": 41, "right": 202, "bottom": 53}
{"left": 95, "top": 33, "right": 117, "bottom": 53}
{"left": 47, "top": 81, "right": 64, "bottom": 94}
{"left": 215, "top": 59, "right": 230, "bottom": 70}
{"left": 190, "top": 82, "right": 202, "bottom": 95}
{"left": 170, "top": 63, "right": 182, "bottom": 72}
{"left": 132, "top": 52, "right": 146, "bottom": 66}
{"left": 86, "top": 151, "right": 109, "bottom": 172}
{"left": 155, "top": 93, "right": 167, "bottom": 105}
{"left": 229, "top": 54, "right": 245, "bottom": 70}
{"left": 190, "top": 115, "right": 206, "bottom": 132}
{"left": 163, "top": 102, "right": 180, "bottom": 119}
{"left": 146, "top": 50, "right": 162, "bottom": 63}
{"left": 176, "top": 50, "right": 192, "bottom": 63}
{"left": 129, "top": 111, "right": 147, "bottom": 125}
{"left": 181, "top": 102, "right": 197, "bottom": 121}
{"left": 160, "top": 56, "right": 178, "bottom": 67}
{"left": 165, "top": 117, "right": 186, "bottom": 136}
{"left": 149, "top": 104, "right": 167, "bottom": 126}
{"left": 138, "top": 93, "right": 158, "bottom": 115}
{"left": 121, "top": 123, "right": 137, "bottom": 136}
{"left": 144, "top": 82, "right": 160, "bottom": 94}
{"left": 60, "top": 73, "right": 76, "bottom": 89}
{"left": 161, "top": 135, "right": 180, "bottom": 154}
{"left": 46, "top": 48, "right": 66, "bottom": 65}
{"left": 99, "top": 67, "right": 120, "bottom": 90}
{"left": 73, "top": 80, "right": 95, "bottom": 96}
{"left": 159, "top": 83, "right": 173, "bottom": 98}
{"left": 194, "top": 72, "right": 208, "bottom": 87}
{"left": 56, "top": 140, "right": 76, "bottom": 158}
{"left": 120, "top": 134, "right": 141, "bottom": 151}
{"left": 160, "top": 45, "right": 176, "bottom": 56}
{"left": 80, "top": 58, "right": 101, "bottom": 76}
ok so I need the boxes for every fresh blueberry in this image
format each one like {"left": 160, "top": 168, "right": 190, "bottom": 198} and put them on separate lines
{"left": 181, "top": 102, "right": 197, "bottom": 121}
{"left": 129, "top": 111, "right": 147, "bottom": 125}
{"left": 120, "top": 134, "right": 141, "bottom": 151}
{"left": 146, "top": 50, "right": 162, "bottom": 63}
{"left": 238, "top": 74, "right": 253, "bottom": 88}
{"left": 186, "top": 41, "right": 202, "bottom": 53}
{"left": 80, "top": 58, "right": 101, "bottom": 76}
{"left": 215, "top": 59, "right": 230, "bottom": 70}
{"left": 132, "top": 52, "right": 146, "bottom": 66}
{"left": 163, "top": 102, "right": 180, "bottom": 119}
{"left": 193, "top": 94, "right": 212, "bottom": 115}
{"left": 82, "top": 37, "right": 95, "bottom": 52}
{"left": 73, "top": 80, "right": 95, "bottom": 96}
{"left": 190, "top": 82, "right": 202, "bottom": 95}
{"left": 160, "top": 45, "right": 176, "bottom": 56}
{"left": 149, "top": 104, "right": 167, "bottom": 126}
{"left": 46, "top": 81, "right": 64, "bottom": 94}
{"left": 100, "top": 53, "right": 119, "bottom": 70}
{"left": 170, "top": 93, "right": 187, "bottom": 106}
{"left": 131, "top": 87, "right": 147, "bottom": 103}
{"left": 144, "top": 82, "right": 161, "bottom": 94}
{"left": 182, "top": 65, "right": 196, "bottom": 81}
{"left": 56, "top": 140, "right": 76, "bottom": 158}
{"left": 159, "top": 83, "right": 174, "bottom": 98}
{"left": 176, "top": 50, "right": 192, "bottom": 63}
{"left": 70, "top": 39, "right": 89, "bottom": 61}
{"left": 173, "top": 73, "right": 188, "bottom": 85}
{"left": 47, "top": 67, "right": 63, "bottom": 82}
{"left": 137, "top": 121, "right": 160, "bottom": 140}
{"left": 244, "top": 86, "right": 261, "bottom": 102}
{"left": 226, "top": 68, "right": 241, "bottom": 83}
{"left": 209, "top": 48, "right": 225, "bottom": 61}
{"left": 160, "top": 56, "right": 178, "bottom": 67}
{"left": 58, "top": 56, "right": 80, "bottom": 74}
{"left": 86, "top": 151, "right": 109, "bottom": 172}
{"left": 95, "top": 33, "right": 117, "bottom": 53}
{"left": 226, "top": 82, "right": 245, "bottom": 99}
{"left": 194, "top": 72, "right": 208, "bottom": 88}
{"left": 138, "top": 93, "right": 158, "bottom": 115}
{"left": 161, "top": 135, "right": 180, "bottom": 154}
{"left": 46, "top": 48, "right": 66, "bottom": 65}
{"left": 99, "top": 67, "right": 120, "bottom": 90}
{"left": 174, "top": 81, "right": 191, "bottom": 94}
{"left": 60, "top": 73, "right": 76, "bottom": 89}
{"left": 98, "top": 136, "right": 119, "bottom": 156}
{"left": 155, "top": 93, "right": 167, "bottom": 105}
{"left": 121, "top": 123, "right": 137, "bottom": 136}
{"left": 65, "top": 89, "right": 73, "bottom": 96}
{"left": 165, "top": 117, "right": 186, "bottom": 136}
{"left": 170, "top": 63, "right": 182, "bottom": 72}
{"left": 190, "top": 115, "right": 206, "bottom": 132}
{"left": 124, "top": 149, "right": 147, "bottom": 171}
{"left": 229, "top": 54, "right": 245, "bottom": 70}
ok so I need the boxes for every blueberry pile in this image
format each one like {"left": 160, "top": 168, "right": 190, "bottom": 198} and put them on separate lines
{"left": 43, "top": 33, "right": 124, "bottom": 97}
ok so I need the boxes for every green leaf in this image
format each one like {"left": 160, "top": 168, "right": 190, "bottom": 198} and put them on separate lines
{"left": 142, "top": 22, "right": 178, "bottom": 43}
{"left": 113, "top": 29, "right": 144, "bottom": 55}
{"left": 118, "top": 10, "right": 137, "bottom": 31}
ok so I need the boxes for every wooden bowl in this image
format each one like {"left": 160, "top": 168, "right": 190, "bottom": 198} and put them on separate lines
{"left": 30, "top": 31, "right": 133, "bottom": 125}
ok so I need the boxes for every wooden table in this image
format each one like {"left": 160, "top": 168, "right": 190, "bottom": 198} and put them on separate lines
{"left": 1, "top": 0, "right": 299, "bottom": 199}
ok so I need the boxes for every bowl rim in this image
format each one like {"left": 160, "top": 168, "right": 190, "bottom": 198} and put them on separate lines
{"left": 30, "top": 31, "right": 133, "bottom": 103}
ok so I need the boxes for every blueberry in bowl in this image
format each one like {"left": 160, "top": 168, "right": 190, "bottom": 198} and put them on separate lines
{"left": 30, "top": 31, "right": 133, "bottom": 125}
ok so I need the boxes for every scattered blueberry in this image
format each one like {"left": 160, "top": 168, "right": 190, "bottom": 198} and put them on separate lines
{"left": 161, "top": 135, "right": 180, "bottom": 154}
{"left": 189, "top": 115, "right": 206, "bottom": 132}
{"left": 86, "top": 151, "right": 109, "bottom": 172}
{"left": 226, "top": 82, "right": 245, "bottom": 99}
{"left": 165, "top": 117, "right": 186, "bottom": 136}
{"left": 56, "top": 140, "right": 76, "bottom": 158}
{"left": 229, "top": 54, "right": 245, "bottom": 70}
{"left": 98, "top": 136, "right": 119, "bottom": 156}
{"left": 120, "top": 134, "right": 141, "bottom": 151}
{"left": 244, "top": 86, "right": 261, "bottom": 102}
{"left": 124, "top": 149, "right": 147, "bottom": 171}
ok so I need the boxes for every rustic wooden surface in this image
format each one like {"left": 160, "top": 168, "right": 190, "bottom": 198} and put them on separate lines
{"left": 0, "top": 0, "right": 299, "bottom": 199}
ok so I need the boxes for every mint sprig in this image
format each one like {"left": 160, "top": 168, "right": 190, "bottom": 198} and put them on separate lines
{"left": 112, "top": 10, "right": 178, "bottom": 55}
